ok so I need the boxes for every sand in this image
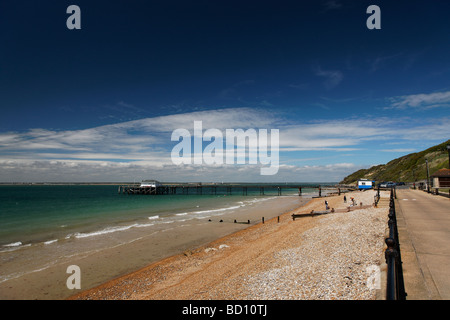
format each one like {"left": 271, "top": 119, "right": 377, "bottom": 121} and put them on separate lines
{"left": 70, "top": 189, "right": 390, "bottom": 300}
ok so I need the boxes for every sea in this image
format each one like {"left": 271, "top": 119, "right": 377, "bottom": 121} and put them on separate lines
{"left": 0, "top": 183, "right": 333, "bottom": 296}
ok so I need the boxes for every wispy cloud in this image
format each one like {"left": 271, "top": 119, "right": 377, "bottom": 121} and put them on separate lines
{"left": 387, "top": 90, "right": 450, "bottom": 110}
{"left": 278, "top": 119, "right": 386, "bottom": 151}
{"left": 314, "top": 67, "right": 343, "bottom": 89}
{"left": 370, "top": 53, "right": 403, "bottom": 72}
{"left": 0, "top": 159, "right": 368, "bottom": 183}
{"left": 380, "top": 148, "right": 416, "bottom": 153}
{"left": 0, "top": 108, "right": 277, "bottom": 163}
{"left": 0, "top": 108, "right": 448, "bottom": 182}
{"left": 322, "top": 0, "right": 342, "bottom": 11}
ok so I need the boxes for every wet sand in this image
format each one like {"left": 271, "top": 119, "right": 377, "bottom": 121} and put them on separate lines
{"left": 70, "top": 190, "right": 389, "bottom": 300}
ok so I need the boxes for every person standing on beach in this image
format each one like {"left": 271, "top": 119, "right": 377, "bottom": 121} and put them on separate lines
{"left": 325, "top": 200, "right": 329, "bottom": 210}
{"left": 343, "top": 195, "right": 347, "bottom": 203}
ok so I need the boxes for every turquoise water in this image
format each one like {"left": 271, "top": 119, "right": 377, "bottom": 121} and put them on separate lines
{"left": 0, "top": 183, "right": 336, "bottom": 294}
{"left": 0, "top": 184, "right": 324, "bottom": 249}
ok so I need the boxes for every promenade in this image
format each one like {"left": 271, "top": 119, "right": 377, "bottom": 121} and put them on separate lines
{"left": 395, "top": 188, "right": 450, "bottom": 299}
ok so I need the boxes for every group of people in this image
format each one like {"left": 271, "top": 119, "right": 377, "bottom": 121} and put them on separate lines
{"left": 343, "top": 195, "right": 357, "bottom": 206}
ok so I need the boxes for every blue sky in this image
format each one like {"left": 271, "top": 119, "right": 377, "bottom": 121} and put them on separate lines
{"left": 0, "top": 0, "right": 449, "bottom": 182}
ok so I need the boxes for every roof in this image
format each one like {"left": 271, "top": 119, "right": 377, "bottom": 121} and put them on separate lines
{"left": 431, "top": 168, "right": 450, "bottom": 178}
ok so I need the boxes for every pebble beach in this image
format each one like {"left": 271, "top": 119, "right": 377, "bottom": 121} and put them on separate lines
{"left": 71, "top": 189, "right": 390, "bottom": 300}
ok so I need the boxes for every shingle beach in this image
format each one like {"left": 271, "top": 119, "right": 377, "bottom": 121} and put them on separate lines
{"left": 71, "top": 189, "right": 389, "bottom": 300}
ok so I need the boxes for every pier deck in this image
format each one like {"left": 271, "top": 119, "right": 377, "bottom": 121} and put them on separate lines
{"left": 118, "top": 183, "right": 355, "bottom": 196}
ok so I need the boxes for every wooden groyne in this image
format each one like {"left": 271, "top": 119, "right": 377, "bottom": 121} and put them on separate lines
{"left": 118, "top": 183, "right": 356, "bottom": 196}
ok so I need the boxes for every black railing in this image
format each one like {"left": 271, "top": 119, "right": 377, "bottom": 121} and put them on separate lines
{"left": 384, "top": 187, "right": 407, "bottom": 300}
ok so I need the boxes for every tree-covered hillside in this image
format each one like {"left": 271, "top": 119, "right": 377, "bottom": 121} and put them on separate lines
{"left": 340, "top": 139, "right": 450, "bottom": 185}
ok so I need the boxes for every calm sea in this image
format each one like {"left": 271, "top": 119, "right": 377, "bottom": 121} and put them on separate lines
{"left": 0, "top": 184, "right": 329, "bottom": 249}
{"left": 0, "top": 183, "right": 330, "bottom": 287}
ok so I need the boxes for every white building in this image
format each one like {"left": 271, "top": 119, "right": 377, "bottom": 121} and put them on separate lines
{"left": 358, "top": 179, "right": 374, "bottom": 190}
{"left": 140, "top": 180, "right": 162, "bottom": 187}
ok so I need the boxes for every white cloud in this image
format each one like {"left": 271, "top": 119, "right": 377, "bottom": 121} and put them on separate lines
{"left": 380, "top": 148, "right": 416, "bottom": 153}
{"left": 387, "top": 90, "right": 450, "bottom": 110}
{"left": 0, "top": 159, "right": 367, "bottom": 183}
{"left": 272, "top": 162, "right": 369, "bottom": 182}
{"left": 278, "top": 120, "right": 387, "bottom": 151}
{"left": 393, "top": 118, "right": 450, "bottom": 141}
{"left": 0, "top": 108, "right": 448, "bottom": 182}
{"left": 0, "top": 107, "right": 277, "bottom": 157}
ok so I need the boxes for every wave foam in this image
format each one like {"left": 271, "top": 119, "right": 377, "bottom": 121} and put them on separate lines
{"left": 69, "top": 222, "right": 156, "bottom": 239}
{"left": 192, "top": 205, "right": 242, "bottom": 215}
{"left": 3, "top": 241, "right": 22, "bottom": 247}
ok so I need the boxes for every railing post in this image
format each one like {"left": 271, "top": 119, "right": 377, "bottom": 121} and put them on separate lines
{"left": 388, "top": 209, "right": 395, "bottom": 239}
{"left": 385, "top": 237, "right": 398, "bottom": 300}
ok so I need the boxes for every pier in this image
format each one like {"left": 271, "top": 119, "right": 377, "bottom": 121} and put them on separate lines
{"left": 118, "top": 182, "right": 355, "bottom": 196}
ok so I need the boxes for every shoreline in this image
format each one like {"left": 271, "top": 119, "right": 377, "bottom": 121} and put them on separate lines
{"left": 70, "top": 189, "right": 389, "bottom": 300}
{"left": 0, "top": 194, "right": 309, "bottom": 300}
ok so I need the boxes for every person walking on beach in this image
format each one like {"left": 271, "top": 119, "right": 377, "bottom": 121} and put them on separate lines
{"left": 325, "top": 200, "right": 329, "bottom": 210}
{"left": 343, "top": 195, "right": 347, "bottom": 203}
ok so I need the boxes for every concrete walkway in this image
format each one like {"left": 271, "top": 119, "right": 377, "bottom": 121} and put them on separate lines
{"left": 395, "top": 188, "right": 450, "bottom": 299}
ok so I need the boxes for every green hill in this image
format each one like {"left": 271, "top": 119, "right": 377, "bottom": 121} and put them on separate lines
{"left": 340, "top": 139, "right": 450, "bottom": 185}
